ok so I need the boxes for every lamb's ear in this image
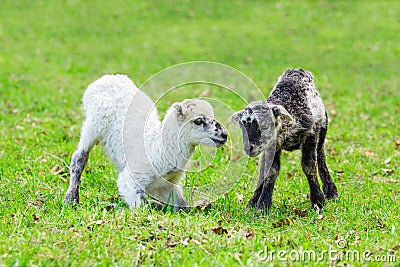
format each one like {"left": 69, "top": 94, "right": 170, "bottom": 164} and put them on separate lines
{"left": 230, "top": 111, "right": 242, "bottom": 124}
{"left": 172, "top": 102, "right": 187, "bottom": 121}
{"left": 272, "top": 105, "right": 293, "bottom": 122}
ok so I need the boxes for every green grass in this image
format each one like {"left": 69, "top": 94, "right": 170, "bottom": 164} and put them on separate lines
{"left": 1, "top": 0, "right": 399, "bottom": 266}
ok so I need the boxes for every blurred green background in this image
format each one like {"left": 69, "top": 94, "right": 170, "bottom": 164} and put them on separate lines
{"left": 0, "top": 1, "right": 399, "bottom": 266}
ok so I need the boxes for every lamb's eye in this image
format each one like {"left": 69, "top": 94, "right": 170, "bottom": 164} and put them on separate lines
{"left": 193, "top": 118, "right": 203, "bottom": 125}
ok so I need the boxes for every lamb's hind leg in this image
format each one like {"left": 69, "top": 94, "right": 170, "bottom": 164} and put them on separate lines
{"left": 302, "top": 134, "right": 325, "bottom": 211}
{"left": 317, "top": 126, "right": 339, "bottom": 200}
{"left": 63, "top": 119, "right": 98, "bottom": 204}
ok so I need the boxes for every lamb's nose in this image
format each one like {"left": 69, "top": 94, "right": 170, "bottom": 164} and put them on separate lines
{"left": 221, "top": 132, "right": 227, "bottom": 140}
{"left": 249, "top": 145, "right": 255, "bottom": 153}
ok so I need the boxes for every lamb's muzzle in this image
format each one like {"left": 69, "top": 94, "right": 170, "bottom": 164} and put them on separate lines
{"left": 203, "top": 119, "right": 228, "bottom": 146}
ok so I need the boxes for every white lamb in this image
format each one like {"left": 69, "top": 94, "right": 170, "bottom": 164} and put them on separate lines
{"left": 63, "top": 74, "right": 228, "bottom": 210}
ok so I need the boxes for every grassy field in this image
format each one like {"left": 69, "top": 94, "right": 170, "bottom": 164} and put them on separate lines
{"left": 1, "top": 1, "right": 399, "bottom": 266}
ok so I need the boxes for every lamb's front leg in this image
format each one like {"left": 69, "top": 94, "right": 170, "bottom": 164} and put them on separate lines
{"left": 168, "top": 185, "right": 189, "bottom": 212}
{"left": 64, "top": 148, "right": 90, "bottom": 204}
{"left": 246, "top": 153, "right": 268, "bottom": 210}
{"left": 117, "top": 168, "right": 146, "bottom": 208}
{"left": 150, "top": 183, "right": 189, "bottom": 212}
{"left": 248, "top": 150, "right": 281, "bottom": 215}
{"left": 302, "top": 134, "right": 325, "bottom": 211}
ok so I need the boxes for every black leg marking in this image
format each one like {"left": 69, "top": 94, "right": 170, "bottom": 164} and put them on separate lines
{"left": 63, "top": 148, "right": 89, "bottom": 204}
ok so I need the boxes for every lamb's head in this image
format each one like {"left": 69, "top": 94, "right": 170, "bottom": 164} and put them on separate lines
{"left": 168, "top": 99, "right": 228, "bottom": 147}
{"left": 278, "top": 68, "right": 314, "bottom": 84}
{"left": 231, "top": 102, "right": 293, "bottom": 157}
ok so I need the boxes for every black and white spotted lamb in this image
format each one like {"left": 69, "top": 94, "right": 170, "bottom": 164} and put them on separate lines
{"left": 231, "top": 68, "right": 338, "bottom": 214}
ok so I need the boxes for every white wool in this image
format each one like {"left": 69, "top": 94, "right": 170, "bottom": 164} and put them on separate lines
{"left": 65, "top": 74, "right": 227, "bottom": 209}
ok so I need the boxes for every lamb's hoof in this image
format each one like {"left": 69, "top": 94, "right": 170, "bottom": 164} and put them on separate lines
{"left": 255, "top": 202, "right": 271, "bottom": 216}
{"left": 175, "top": 205, "right": 189, "bottom": 213}
{"left": 325, "top": 190, "right": 339, "bottom": 200}
{"left": 324, "top": 187, "right": 339, "bottom": 201}
{"left": 323, "top": 183, "right": 339, "bottom": 200}
{"left": 254, "top": 206, "right": 270, "bottom": 217}
{"left": 150, "top": 201, "right": 163, "bottom": 210}
{"left": 63, "top": 192, "right": 79, "bottom": 205}
{"left": 151, "top": 202, "right": 189, "bottom": 213}
{"left": 245, "top": 197, "right": 258, "bottom": 213}
{"left": 311, "top": 194, "right": 325, "bottom": 213}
